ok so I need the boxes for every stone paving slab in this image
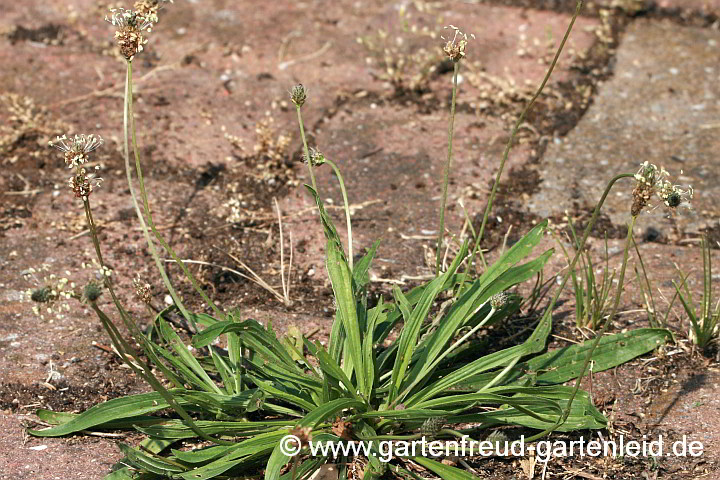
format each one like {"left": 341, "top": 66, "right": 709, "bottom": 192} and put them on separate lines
{"left": 530, "top": 19, "right": 719, "bottom": 239}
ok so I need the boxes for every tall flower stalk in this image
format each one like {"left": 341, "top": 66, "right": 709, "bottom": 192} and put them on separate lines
{"left": 470, "top": 0, "right": 584, "bottom": 272}
{"left": 50, "top": 132, "right": 231, "bottom": 445}
{"left": 291, "top": 85, "right": 317, "bottom": 192}
{"left": 107, "top": 8, "right": 223, "bottom": 330}
{"left": 291, "top": 88, "right": 355, "bottom": 270}
{"left": 303, "top": 149, "right": 354, "bottom": 270}
{"left": 435, "top": 26, "right": 472, "bottom": 276}
{"left": 557, "top": 162, "right": 692, "bottom": 429}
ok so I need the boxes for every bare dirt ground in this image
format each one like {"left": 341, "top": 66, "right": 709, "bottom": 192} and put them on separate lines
{"left": 1, "top": 0, "right": 720, "bottom": 479}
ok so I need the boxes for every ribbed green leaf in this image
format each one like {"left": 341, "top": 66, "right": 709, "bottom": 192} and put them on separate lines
{"left": 449, "top": 387, "right": 607, "bottom": 431}
{"left": 250, "top": 377, "right": 316, "bottom": 412}
{"left": 30, "top": 390, "right": 254, "bottom": 437}
{"left": 304, "top": 340, "right": 362, "bottom": 402}
{"left": 406, "top": 306, "right": 552, "bottom": 406}
{"left": 118, "top": 443, "right": 185, "bottom": 475}
{"left": 156, "top": 318, "right": 223, "bottom": 395}
{"left": 388, "top": 242, "right": 468, "bottom": 405}
{"left": 401, "top": 249, "right": 553, "bottom": 401}
{"left": 353, "top": 240, "right": 380, "bottom": 290}
{"left": 362, "top": 301, "right": 388, "bottom": 398}
{"left": 413, "top": 457, "right": 477, "bottom": 479}
{"left": 478, "top": 219, "right": 548, "bottom": 288}
{"left": 136, "top": 419, "right": 293, "bottom": 440}
{"left": 326, "top": 237, "right": 366, "bottom": 394}
{"left": 176, "top": 430, "right": 287, "bottom": 480}
{"left": 527, "top": 328, "right": 673, "bottom": 385}
{"left": 193, "top": 319, "right": 302, "bottom": 372}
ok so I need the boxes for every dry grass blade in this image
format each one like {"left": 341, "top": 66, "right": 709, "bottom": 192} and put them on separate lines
{"left": 274, "top": 197, "right": 293, "bottom": 307}
{"left": 163, "top": 257, "right": 287, "bottom": 306}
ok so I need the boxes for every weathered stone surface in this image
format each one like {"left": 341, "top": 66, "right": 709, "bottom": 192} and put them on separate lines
{"left": 530, "top": 19, "right": 720, "bottom": 238}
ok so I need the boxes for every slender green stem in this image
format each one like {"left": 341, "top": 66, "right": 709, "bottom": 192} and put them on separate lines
{"left": 438, "top": 428, "right": 468, "bottom": 440}
{"left": 83, "top": 198, "right": 178, "bottom": 385}
{"left": 324, "top": 158, "right": 353, "bottom": 270}
{"left": 290, "top": 456, "right": 300, "bottom": 480}
{"left": 90, "top": 302, "right": 233, "bottom": 445}
{"left": 518, "top": 173, "right": 634, "bottom": 442}
{"left": 296, "top": 106, "right": 317, "bottom": 192}
{"left": 470, "top": 0, "right": 584, "bottom": 273}
{"left": 561, "top": 215, "right": 637, "bottom": 424}
{"left": 363, "top": 433, "right": 423, "bottom": 441}
{"left": 632, "top": 235, "right": 658, "bottom": 327}
{"left": 395, "top": 305, "right": 496, "bottom": 404}
{"left": 436, "top": 61, "right": 460, "bottom": 276}
{"left": 125, "top": 60, "right": 223, "bottom": 326}
{"left": 478, "top": 356, "right": 521, "bottom": 392}
{"left": 123, "top": 61, "right": 194, "bottom": 327}
{"left": 549, "top": 174, "right": 634, "bottom": 310}
{"left": 81, "top": 199, "right": 230, "bottom": 445}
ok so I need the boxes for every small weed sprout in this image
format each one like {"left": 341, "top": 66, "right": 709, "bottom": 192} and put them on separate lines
{"left": 357, "top": 5, "right": 444, "bottom": 94}
{"left": 674, "top": 237, "right": 719, "bottom": 352}
{"left": 556, "top": 216, "right": 616, "bottom": 330}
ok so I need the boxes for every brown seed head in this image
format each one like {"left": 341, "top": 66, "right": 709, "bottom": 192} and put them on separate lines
{"left": 332, "top": 417, "right": 353, "bottom": 440}
{"left": 442, "top": 25, "right": 473, "bottom": 62}
{"left": 133, "top": 276, "right": 152, "bottom": 304}
{"left": 69, "top": 168, "right": 102, "bottom": 199}
{"left": 106, "top": 8, "right": 154, "bottom": 60}
{"left": 288, "top": 425, "right": 312, "bottom": 449}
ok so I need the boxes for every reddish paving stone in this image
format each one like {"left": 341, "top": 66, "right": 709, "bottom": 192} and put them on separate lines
{"left": 0, "top": 413, "right": 119, "bottom": 480}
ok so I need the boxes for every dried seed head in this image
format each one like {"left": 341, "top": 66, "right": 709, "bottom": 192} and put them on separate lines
{"left": 332, "top": 417, "right": 353, "bottom": 440}
{"left": 83, "top": 281, "right": 104, "bottom": 302}
{"left": 290, "top": 84, "right": 307, "bottom": 107}
{"left": 133, "top": 276, "right": 152, "bottom": 304}
{"left": 288, "top": 425, "right": 312, "bottom": 450}
{"left": 631, "top": 162, "right": 663, "bottom": 216}
{"left": 490, "top": 291, "right": 509, "bottom": 309}
{"left": 69, "top": 168, "right": 103, "bottom": 199}
{"left": 302, "top": 147, "right": 325, "bottom": 167}
{"left": 50, "top": 134, "right": 104, "bottom": 168}
{"left": 133, "top": 0, "right": 173, "bottom": 24}
{"left": 105, "top": 8, "right": 154, "bottom": 59}
{"left": 442, "top": 25, "right": 474, "bottom": 62}
{"left": 420, "top": 416, "right": 446, "bottom": 437}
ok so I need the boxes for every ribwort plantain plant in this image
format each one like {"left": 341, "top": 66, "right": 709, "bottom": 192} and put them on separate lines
{"left": 28, "top": 2, "right": 692, "bottom": 480}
